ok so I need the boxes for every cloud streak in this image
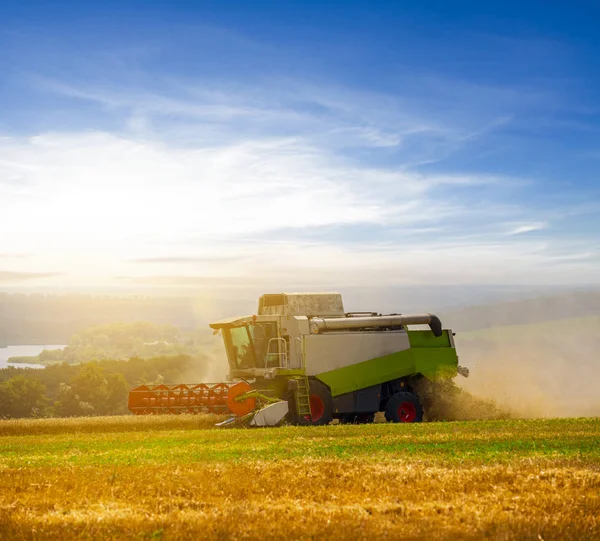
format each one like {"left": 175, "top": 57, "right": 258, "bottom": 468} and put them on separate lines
{"left": 130, "top": 256, "right": 241, "bottom": 264}
{"left": 0, "top": 271, "right": 61, "bottom": 284}
{"left": 507, "top": 222, "right": 549, "bottom": 235}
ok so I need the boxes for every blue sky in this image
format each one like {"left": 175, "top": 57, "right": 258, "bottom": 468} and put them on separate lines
{"left": 1, "top": 1, "right": 600, "bottom": 290}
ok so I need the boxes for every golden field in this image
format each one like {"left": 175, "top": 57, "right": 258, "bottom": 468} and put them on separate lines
{"left": 0, "top": 416, "right": 598, "bottom": 540}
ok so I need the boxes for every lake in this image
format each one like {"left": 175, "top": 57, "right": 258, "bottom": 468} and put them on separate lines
{"left": 0, "top": 345, "right": 66, "bottom": 370}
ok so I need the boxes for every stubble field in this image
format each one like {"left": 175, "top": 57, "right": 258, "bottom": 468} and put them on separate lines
{"left": 0, "top": 415, "right": 598, "bottom": 540}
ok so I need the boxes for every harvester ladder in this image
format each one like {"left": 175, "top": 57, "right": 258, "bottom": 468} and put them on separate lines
{"left": 294, "top": 376, "right": 312, "bottom": 418}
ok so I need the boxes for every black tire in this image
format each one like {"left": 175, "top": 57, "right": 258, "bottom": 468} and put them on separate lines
{"left": 384, "top": 391, "right": 423, "bottom": 423}
{"left": 302, "top": 379, "right": 333, "bottom": 426}
{"left": 339, "top": 413, "right": 375, "bottom": 424}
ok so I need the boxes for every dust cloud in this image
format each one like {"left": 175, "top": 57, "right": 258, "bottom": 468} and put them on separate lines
{"left": 199, "top": 335, "right": 230, "bottom": 383}
{"left": 455, "top": 337, "right": 600, "bottom": 419}
{"left": 448, "top": 311, "right": 600, "bottom": 419}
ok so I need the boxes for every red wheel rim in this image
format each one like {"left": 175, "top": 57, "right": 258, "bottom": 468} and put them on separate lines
{"left": 397, "top": 401, "right": 417, "bottom": 422}
{"left": 308, "top": 394, "right": 325, "bottom": 422}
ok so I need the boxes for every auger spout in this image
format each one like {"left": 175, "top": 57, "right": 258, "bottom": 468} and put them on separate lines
{"left": 309, "top": 313, "right": 443, "bottom": 337}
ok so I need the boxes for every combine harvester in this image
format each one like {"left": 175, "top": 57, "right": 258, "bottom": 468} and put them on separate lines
{"left": 128, "top": 293, "right": 468, "bottom": 426}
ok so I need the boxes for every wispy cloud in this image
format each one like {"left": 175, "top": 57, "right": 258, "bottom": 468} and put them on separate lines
{"left": 506, "top": 222, "right": 549, "bottom": 235}
{"left": 130, "top": 256, "right": 242, "bottom": 264}
{"left": 0, "top": 271, "right": 61, "bottom": 284}
{"left": 34, "top": 74, "right": 516, "bottom": 162}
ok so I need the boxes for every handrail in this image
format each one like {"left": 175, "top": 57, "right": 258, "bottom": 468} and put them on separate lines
{"left": 265, "top": 337, "right": 288, "bottom": 368}
{"left": 294, "top": 336, "right": 304, "bottom": 369}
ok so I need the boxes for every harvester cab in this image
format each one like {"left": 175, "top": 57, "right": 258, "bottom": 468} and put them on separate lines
{"left": 128, "top": 292, "right": 468, "bottom": 427}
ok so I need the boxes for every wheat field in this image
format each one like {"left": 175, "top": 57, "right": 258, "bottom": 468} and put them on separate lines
{"left": 0, "top": 416, "right": 598, "bottom": 540}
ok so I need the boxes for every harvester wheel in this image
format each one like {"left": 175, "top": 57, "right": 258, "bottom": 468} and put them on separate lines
{"left": 385, "top": 391, "right": 423, "bottom": 423}
{"left": 304, "top": 380, "right": 333, "bottom": 426}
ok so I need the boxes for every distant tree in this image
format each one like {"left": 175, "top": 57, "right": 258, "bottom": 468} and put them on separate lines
{"left": 69, "top": 363, "right": 110, "bottom": 414}
{"left": 38, "top": 349, "right": 64, "bottom": 363}
{"left": 0, "top": 375, "right": 48, "bottom": 418}
{"left": 105, "top": 372, "right": 129, "bottom": 415}
{"left": 62, "top": 363, "right": 131, "bottom": 415}
{"left": 55, "top": 383, "right": 83, "bottom": 417}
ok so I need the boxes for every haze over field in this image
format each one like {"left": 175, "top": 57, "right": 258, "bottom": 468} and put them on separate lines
{"left": 2, "top": 288, "right": 599, "bottom": 419}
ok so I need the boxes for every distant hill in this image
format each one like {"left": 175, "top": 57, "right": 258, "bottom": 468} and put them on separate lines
{"left": 1, "top": 287, "right": 599, "bottom": 345}
{"left": 0, "top": 294, "right": 199, "bottom": 344}
{"left": 441, "top": 290, "right": 600, "bottom": 332}
{"left": 8, "top": 321, "right": 215, "bottom": 365}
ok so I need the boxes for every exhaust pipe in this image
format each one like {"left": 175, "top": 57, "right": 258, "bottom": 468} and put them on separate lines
{"left": 310, "top": 313, "right": 444, "bottom": 337}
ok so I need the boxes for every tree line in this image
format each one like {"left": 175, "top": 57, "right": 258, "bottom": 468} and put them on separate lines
{"left": 0, "top": 354, "right": 211, "bottom": 419}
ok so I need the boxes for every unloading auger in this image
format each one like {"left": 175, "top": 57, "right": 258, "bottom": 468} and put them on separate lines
{"left": 128, "top": 293, "right": 468, "bottom": 426}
